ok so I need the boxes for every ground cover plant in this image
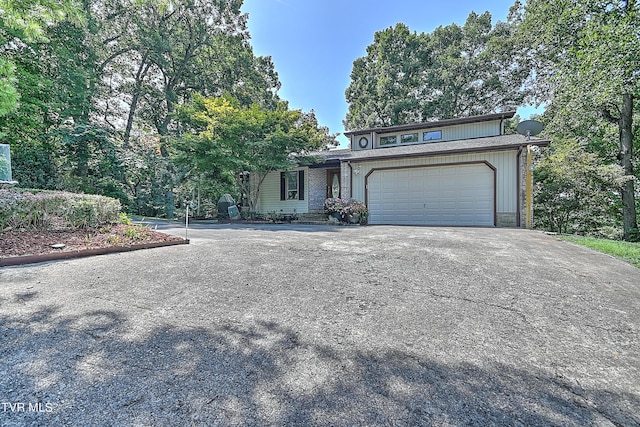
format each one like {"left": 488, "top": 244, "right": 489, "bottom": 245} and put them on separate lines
{"left": 558, "top": 235, "right": 640, "bottom": 269}
{"left": 0, "top": 188, "right": 183, "bottom": 259}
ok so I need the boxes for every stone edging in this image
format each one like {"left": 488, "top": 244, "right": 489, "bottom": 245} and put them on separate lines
{"left": 0, "top": 239, "right": 189, "bottom": 267}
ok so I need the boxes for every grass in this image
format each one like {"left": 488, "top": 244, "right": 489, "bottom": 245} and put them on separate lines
{"left": 558, "top": 235, "right": 640, "bottom": 268}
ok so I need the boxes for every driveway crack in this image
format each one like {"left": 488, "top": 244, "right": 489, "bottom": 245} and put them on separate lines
{"left": 426, "top": 290, "right": 528, "bottom": 322}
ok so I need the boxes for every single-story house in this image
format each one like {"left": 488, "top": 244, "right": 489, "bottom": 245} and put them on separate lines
{"left": 253, "top": 111, "right": 550, "bottom": 227}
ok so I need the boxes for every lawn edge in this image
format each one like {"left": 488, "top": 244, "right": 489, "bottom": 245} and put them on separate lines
{"left": 0, "top": 239, "right": 189, "bottom": 267}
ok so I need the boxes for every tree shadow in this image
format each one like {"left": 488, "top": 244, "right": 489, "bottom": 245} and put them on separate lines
{"left": 1, "top": 293, "right": 638, "bottom": 426}
{"left": 141, "top": 218, "right": 348, "bottom": 234}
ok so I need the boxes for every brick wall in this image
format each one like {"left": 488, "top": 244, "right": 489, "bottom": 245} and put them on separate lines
{"left": 308, "top": 168, "right": 326, "bottom": 213}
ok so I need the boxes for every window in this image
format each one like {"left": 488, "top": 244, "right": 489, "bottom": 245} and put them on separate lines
{"left": 401, "top": 133, "right": 419, "bottom": 144}
{"left": 280, "top": 170, "right": 305, "bottom": 201}
{"left": 379, "top": 135, "right": 397, "bottom": 146}
{"left": 423, "top": 130, "right": 442, "bottom": 142}
{"left": 287, "top": 172, "right": 298, "bottom": 200}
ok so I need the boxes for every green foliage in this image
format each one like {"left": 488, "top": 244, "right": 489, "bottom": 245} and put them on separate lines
{"left": 558, "top": 235, "right": 640, "bottom": 268}
{"left": 344, "top": 12, "right": 528, "bottom": 130}
{"left": 0, "top": 188, "right": 121, "bottom": 230}
{"left": 0, "top": 0, "right": 324, "bottom": 221}
{"left": 515, "top": 0, "right": 640, "bottom": 240}
{"left": 0, "top": 0, "right": 81, "bottom": 115}
{"left": 534, "top": 141, "right": 624, "bottom": 236}
{"left": 172, "top": 94, "right": 336, "bottom": 211}
{"left": 118, "top": 212, "right": 132, "bottom": 225}
{"left": 123, "top": 224, "right": 149, "bottom": 241}
{"left": 0, "top": 59, "right": 19, "bottom": 116}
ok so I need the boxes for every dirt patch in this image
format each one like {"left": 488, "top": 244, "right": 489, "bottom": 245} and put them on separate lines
{"left": 0, "top": 224, "right": 184, "bottom": 259}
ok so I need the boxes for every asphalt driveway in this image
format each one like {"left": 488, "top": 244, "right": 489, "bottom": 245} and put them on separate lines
{"left": 1, "top": 224, "right": 639, "bottom": 426}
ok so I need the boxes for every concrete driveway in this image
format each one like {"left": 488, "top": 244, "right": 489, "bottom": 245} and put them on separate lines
{"left": 1, "top": 224, "right": 639, "bottom": 426}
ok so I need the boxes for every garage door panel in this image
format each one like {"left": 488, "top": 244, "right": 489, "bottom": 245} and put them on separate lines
{"left": 368, "top": 163, "right": 494, "bottom": 226}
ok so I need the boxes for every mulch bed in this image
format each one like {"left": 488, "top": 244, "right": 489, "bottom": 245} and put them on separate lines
{"left": 0, "top": 224, "right": 186, "bottom": 263}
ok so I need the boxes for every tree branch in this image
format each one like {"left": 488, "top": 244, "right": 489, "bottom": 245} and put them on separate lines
{"left": 601, "top": 103, "right": 620, "bottom": 124}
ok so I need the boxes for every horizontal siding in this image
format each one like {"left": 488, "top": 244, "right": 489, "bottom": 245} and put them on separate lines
{"left": 372, "top": 121, "right": 502, "bottom": 149}
{"left": 352, "top": 150, "right": 518, "bottom": 213}
{"left": 256, "top": 169, "right": 309, "bottom": 214}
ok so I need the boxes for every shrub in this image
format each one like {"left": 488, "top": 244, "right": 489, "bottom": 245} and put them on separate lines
{"left": 0, "top": 188, "right": 121, "bottom": 231}
{"left": 343, "top": 199, "right": 368, "bottom": 224}
{"left": 323, "top": 198, "right": 348, "bottom": 215}
{"left": 323, "top": 198, "right": 368, "bottom": 224}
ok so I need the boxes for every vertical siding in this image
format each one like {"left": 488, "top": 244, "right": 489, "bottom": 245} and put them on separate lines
{"left": 256, "top": 169, "right": 309, "bottom": 214}
{"left": 351, "top": 150, "right": 518, "bottom": 213}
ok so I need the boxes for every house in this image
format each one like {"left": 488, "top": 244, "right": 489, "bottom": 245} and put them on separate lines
{"left": 254, "top": 111, "right": 550, "bottom": 227}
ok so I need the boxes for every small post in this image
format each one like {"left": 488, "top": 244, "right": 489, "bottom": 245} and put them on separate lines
{"left": 185, "top": 203, "right": 189, "bottom": 240}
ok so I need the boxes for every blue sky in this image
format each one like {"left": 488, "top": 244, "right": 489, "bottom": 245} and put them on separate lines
{"left": 241, "top": 0, "right": 540, "bottom": 148}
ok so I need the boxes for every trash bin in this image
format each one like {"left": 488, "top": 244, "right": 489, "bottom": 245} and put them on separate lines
{"left": 217, "top": 194, "right": 236, "bottom": 218}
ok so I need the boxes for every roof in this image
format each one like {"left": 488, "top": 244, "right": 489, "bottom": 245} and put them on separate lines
{"left": 306, "top": 133, "right": 549, "bottom": 167}
{"left": 306, "top": 148, "right": 351, "bottom": 168}
{"left": 344, "top": 111, "right": 517, "bottom": 137}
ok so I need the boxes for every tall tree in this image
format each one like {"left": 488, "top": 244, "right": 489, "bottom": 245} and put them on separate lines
{"left": 514, "top": 0, "right": 639, "bottom": 240}
{"left": 422, "top": 11, "right": 529, "bottom": 120}
{"left": 173, "top": 94, "right": 336, "bottom": 212}
{"left": 90, "top": 0, "right": 280, "bottom": 144}
{"left": 344, "top": 12, "right": 528, "bottom": 130}
{"left": 85, "top": 0, "right": 281, "bottom": 215}
{"left": 344, "top": 23, "right": 426, "bottom": 129}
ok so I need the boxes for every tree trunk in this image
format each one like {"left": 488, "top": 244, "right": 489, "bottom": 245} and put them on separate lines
{"left": 619, "top": 93, "right": 638, "bottom": 240}
{"left": 123, "top": 56, "right": 149, "bottom": 148}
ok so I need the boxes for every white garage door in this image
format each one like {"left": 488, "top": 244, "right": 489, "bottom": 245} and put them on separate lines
{"left": 367, "top": 163, "right": 494, "bottom": 226}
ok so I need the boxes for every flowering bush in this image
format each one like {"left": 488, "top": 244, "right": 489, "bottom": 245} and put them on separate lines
{"left": 323, "top": 198, "right": 368, "bottom": 224}
{"left": 323, "top": 197, "right": 348, "bottom": 215}
{"left": 343, "top": 200, "right": 368, "bottom": 223}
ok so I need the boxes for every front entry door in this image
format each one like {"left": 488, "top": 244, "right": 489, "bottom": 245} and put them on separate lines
{"left": 327, "top": 169, "right": 341, "bottom": 199}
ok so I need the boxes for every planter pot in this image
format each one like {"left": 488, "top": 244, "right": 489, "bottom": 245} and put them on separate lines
{"left": 330, "top": 212, "right": 342, "bottom": 220}
{"left": 348, "top": 214, "right": 360, "bottom": 224}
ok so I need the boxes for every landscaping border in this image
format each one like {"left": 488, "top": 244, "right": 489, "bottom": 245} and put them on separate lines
{"left": 0, "top": 239, "right": 189, "bottom": 267}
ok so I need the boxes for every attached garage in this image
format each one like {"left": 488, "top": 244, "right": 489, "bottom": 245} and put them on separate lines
{"left": 366, "top": 162, "right": 495, "bottom": 226}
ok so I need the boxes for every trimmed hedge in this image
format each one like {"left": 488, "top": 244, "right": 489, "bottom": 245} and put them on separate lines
{"left": 0, "top": 188, "right": 121, "bottom": 230}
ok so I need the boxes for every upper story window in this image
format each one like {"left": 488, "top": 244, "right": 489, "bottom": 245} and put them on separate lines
{"left": 401, "top": 133, "right": 419, "bottom": 144}
{"left": 379, "top": 135, "right": 397, "bottom": 146}
{"left": 423, "top": 130, "right": 442, "bottom": 142}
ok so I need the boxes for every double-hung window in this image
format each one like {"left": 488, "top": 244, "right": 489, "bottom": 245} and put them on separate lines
{"left": 280, "top": 170, "right": 305, "bottom": 201}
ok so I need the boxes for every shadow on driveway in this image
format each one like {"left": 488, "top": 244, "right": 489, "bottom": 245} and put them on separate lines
{"left": 135, "top": 217, "right": 349, "bottom": 234}
{"left": 1, "top": 291, "right": 637, "bottom": 426}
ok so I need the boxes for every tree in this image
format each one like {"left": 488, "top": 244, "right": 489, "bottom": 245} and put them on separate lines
{"left": 89, "top": 0, "right": 280, "bottom": 144}
{"left": 534, "top": 141, "right": 624, "bottom": 236}
{"left": 344, "top": 12, "right": 528, "bottom": 130}
{"left": 344, "top": 23, "right": 426, "bottom": 129}
{"left": 514, "top": 0, "right": 639, "bottom": 240}
{"left": 0, "top": 16, "right": 104, "bottom": 189}
{"left": 84, "top": 0, "right": 281, "bottom": 215}
{"left": 172, "top": 95, "right": 336, "bottom": 212}
{"left": 0, "top": 0, "right": 80, "bottom": 115}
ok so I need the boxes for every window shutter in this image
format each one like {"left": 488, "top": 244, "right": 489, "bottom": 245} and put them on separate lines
{"left": 298, "top": 170, "right": 305, "bottom": 201}
{"left": 280, "top": 172, "right": 286, "bottom": 201}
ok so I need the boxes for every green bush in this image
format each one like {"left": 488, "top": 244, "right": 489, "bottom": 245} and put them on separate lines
{"left": 0, "top": 188, "right": 121, "bottom": 230}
